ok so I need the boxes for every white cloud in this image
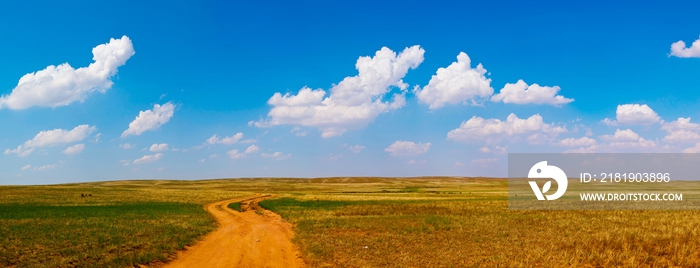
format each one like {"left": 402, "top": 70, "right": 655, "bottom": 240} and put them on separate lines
{"left": 239, "top": 139, "right": 257, "bottom": 144}
{"left": 683, "top": 143, "right": 700, "bottom": 153}
{"left": 663, "top": 130, "right": 700, "bottom": 143}
{"left": 602, "top": 104, "right": 660, "bottom": 126}
{"left": 291, "top": 127, "right": 307, "bottom": 137}
{"left": 253, "top": 46, "right": 424, "bottom": 137}
{"left": 414, "top": 52, "right": 492, "bottom": 109}
{"left": 62, "top": 144, "right": 85, "bottom": 155}
{"left": 4, "top": 147, "right": 35, "bottom": 157}
{"left": 406, "top": 160, "right": 426, "bottom": 165}
{"left": 472, "top": 158, "right": 497, "bottom": 165}
{"left": 670, "top": 36, "right": 700, "bottom": 58}
{"left": 5, "top": 125, "right": 96, "bottom": 157}
{"left": 262, "top": 151, "right": 291, "bottom": 160}
{"left": 493, "top": 145, "right": 507, "bottom": 154}
{"left": 454, "top": 162, "right": 465, "bottom": 167}
{"left": 226, "top": 145, "right": 261, "bottom": 159}
{"left": 479, "top": 145, "right": 506, "bottom": 154}
{"left": 35, "top": 164, "right": 57, "bottom": 171}
{"left": 384, "top": 141, "right": 431, "bottom": 156}
{"left": 119, "top": 143, "right": 134, "bottom": 149}
{"left": 566, "top": 130, "right": 656, "bottom": 153}
{"left": 121, "top": 102, "right": 175, "bottom": 138}
{"left": 527, "top": 133, "right": 554, "bottom": 145}
{"left": 348, "top": 145, "right": 365, "bottom": 153}
{"left": 21, "top": 165, "right": 31, "bottom": 171}
{"left": 206, "top": 133, "right": 244, "bottom": 145}
{"left": 447, "top": 113, "right": 566, "bottom": 143}
{"left": 661, "top": 117, "right": 700, "bottom": 132}
{"left": 149, "top": 143, "right": 168, "bottom": 152}
{"left": 133, "top": 153, "right": 163, "bottom": 164}
{"left": 600, "top": 129, "right": 656, "bottom": 148}
{"left": 245, "top": 145, "right": 260, "bottom": 154}
{"left": 227, "top": 149, "right": 246, "bottom": 159}
{"left": 661, "top": 118, "right": 700, "bottom": 143}
{"left": 557, "top": 137, "right": 597, "bottom": 147}
{"left": 564, "top": 145, "right": 598, "bottom": 153}
{"left": 491, "top": 80, "right": 573, "bottom": 105}
{"left": 0, "top": 36, "right": 134, "bottom": 109}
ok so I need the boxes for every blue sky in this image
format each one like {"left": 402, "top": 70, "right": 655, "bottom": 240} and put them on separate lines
{"left": 2, "top": 0, "right": 700, "bottom": 184}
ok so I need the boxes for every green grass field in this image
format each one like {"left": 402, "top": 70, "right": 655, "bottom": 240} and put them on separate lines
{"left": 227, "top": 201, "right": 241, "bottom": 212}
{"left": 2, "top": 177, "right": 700, "bottom": 267}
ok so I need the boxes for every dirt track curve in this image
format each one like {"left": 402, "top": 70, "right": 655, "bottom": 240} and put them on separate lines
{"left": 164, "top": 194, "right": 305, "bottom": 268}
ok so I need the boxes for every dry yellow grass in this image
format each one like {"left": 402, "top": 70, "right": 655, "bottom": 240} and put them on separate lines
{"left": 2, "top": 177, "right": 700, "bottom": 267}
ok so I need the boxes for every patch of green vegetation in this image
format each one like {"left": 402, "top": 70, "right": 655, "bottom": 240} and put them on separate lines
{"left": 0, "top": 202, "right": 215, "bottom": 267}
{"left": 402, "top": 187, "right": 421, "bottom": 193}
{"left": 228, "top": 202, "right": 241, "bottom": 212}
{"left": 259, "top": 197, "right": 357, "bottom": 211}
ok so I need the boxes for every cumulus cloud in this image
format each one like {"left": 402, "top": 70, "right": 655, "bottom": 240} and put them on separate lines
{"left": 384, "top": 141, "right": 431, "bottom": 156}
{"left": 149, "top": 143, "right": 168, "bottom": 152}
{"left": 262, "top": 151, "right": 291, "bottom": 160}
{"left": 557, "top": 137, "right": 597, "bottom": 147}
{"left": 472, "top": 158, "right": 498, "bottom": 165}
{"left": 663, "top": 130, "right": 700, "bottom": 143}
{"left": 62, "top": 144, "right": 85, "bottom": 155}
{"left": 21, "top": 165, "right": 31, "bottom": 171}
{"left": 491, "top": 80, "right": 573, "bottom": 105}
{"left": 564, "top": 145, "right": 598, "bottom": 153}
{"left": 119, "top": 143, "right": 134, "bottom": 149}
{"left": 244, "top": 145, "right": 260, "bottom": 154}
{"left": 121, "top": 102, "right": 175, "bottom": 138}
{"left": 206, "top": 133, "right": 244, "bottom": 145}
{"left": 683, "top": 143, "right": 700, "bottom": 153}
{"left": 600, "top": 129, "right": 656, "bottom": 148}
{"left": 35, "top": 164, "right": 58, "bottom": 171}
{"left": 0, "top": 36, "right": 134, "bottom": 109}
{"left": 661, "top": 118, "right": 700, "bottom": 143}
{"left": 602, "top": 104, "right": 660, "bottom": 126}
{"left": 348, "top": 145, "right": 365, "bottom": 153}
{"left": 565, "top": 129, "right": 657, "bottom": 153}
{"left": 291, "top": 127, "right": 307, "bottom": 137}
{"left": 479, "top": 145, "right": 506, "bottom": 154}
{"left": 447, "top": 113, "right": 566, "bottom": 143}
{"left": 661, "top": 117, "right": 700, "bottom": 132}
{"left": 5, "top": 125, "right": 96, "bottom": 157}
{"left": 670, "top": 36, "right": 700, "bottom": 58}
{"left": 227, "top": 149, "right": 246, "bottom": 159}
{"left": 252, "top": 46, "right": 424, "bottom": 137}
{"left": 226, "top": 145, "right": 261, "bottom": 159}
{"left": 133, "top": 153, "right": 163, "bottom": 164}
{"left": 414, "top": 52, "right": 492, "bottom": 109}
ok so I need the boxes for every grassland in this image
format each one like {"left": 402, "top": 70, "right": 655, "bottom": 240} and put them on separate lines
{"left": 2, "top": 177, "right": 700, "bottom": 267}
{"left": 0, "top": 181, "right": 252, "bottom": 267}
{"left": 227, "top": 201, "right": 241, "bottom": 212}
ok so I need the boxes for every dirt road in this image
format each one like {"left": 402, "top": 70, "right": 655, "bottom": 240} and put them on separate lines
{"left": 164, "top": 194, "right": 305, "bottom": 268}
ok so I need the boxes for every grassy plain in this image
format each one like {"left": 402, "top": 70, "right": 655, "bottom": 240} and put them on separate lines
{"left": 2, "top": 177, "right": 700, "bottom": 267}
